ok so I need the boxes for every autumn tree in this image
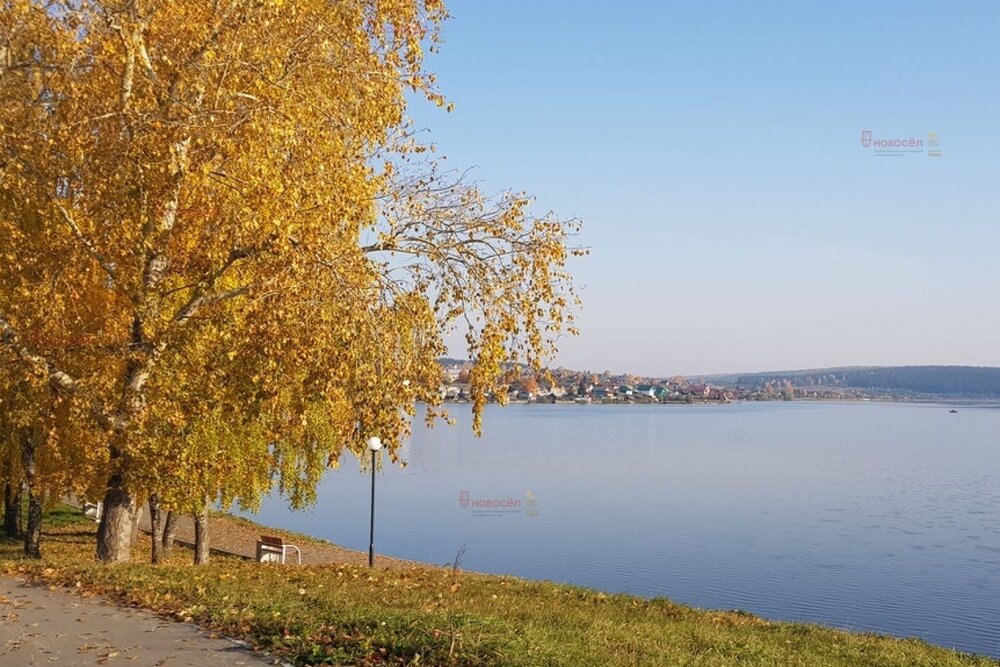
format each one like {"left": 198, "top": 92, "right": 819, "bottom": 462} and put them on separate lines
{"left": 0, "top": 360, "right": 24, "bottom": 538}
{"left": 1, "top": 0, "right": 445, "bottom": 561}
{"left": 0, "top": 354, "right": 100, "bottom": 557}
{"left": 782, "top": 381, "right": 795, "bottom": 401}
{"left": 1, "top": 0, "right": 580, "bottom": 563}
{"left": 368, "top": 160, "right": 581, "bottom": 429}
{"left": 0, "top": 363, "right": 28, "bottom": 541}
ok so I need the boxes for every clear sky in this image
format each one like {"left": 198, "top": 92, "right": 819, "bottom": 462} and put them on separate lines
{"left": 408, "top": 1, "right": 1000, "bottom": 377}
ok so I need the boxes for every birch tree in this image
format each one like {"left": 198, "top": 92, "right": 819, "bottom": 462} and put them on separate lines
{"left": 1, "top": 0, "right": 581, "bottom": 563}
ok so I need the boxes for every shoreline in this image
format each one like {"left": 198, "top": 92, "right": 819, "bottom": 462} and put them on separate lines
{"left": 449, "top": 397, "right": 1000, "bottom": 407}
{"left": 211, "top": 510, "right": 997, "bottom": 660}
{"left": 2, "top": 506, "right": 996, "bottom": 665}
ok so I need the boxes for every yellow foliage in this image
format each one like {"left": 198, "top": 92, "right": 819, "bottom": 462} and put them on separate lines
{"left": 0, "top": 0, "right": 580, "bottom": 551}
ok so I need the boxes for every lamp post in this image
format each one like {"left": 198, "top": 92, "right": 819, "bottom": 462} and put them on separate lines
{"left": 367, "top": 436, "right": 382, "bottom": 568}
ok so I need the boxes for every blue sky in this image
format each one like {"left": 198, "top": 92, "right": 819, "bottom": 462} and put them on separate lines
{"left": 408, "top": 1, "right": 1000, "bottom": 376}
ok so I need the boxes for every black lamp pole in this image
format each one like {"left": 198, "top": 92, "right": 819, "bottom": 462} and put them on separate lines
{"left": 368, "top": 447, "right": 376, "bottom": 567}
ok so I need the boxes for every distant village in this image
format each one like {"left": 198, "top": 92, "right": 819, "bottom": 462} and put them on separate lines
{"left": 436, "top": 361, "right": 876, "bottom": 405}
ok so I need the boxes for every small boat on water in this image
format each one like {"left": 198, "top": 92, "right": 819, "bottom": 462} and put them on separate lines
{"left": 949, "top": 409, "right": 959, "bottom": 413}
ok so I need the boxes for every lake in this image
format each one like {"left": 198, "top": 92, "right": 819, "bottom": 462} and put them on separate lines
{"left": 247, "top": 401, "right": 1000, "bottom": 658}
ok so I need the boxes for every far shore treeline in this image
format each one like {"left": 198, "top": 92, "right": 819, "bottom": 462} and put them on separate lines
{"left": 730, "top": 365, "right": 1000, "bottom": 398}
{"left": 437, "top": 363, "right": 1000, "bottom": 405}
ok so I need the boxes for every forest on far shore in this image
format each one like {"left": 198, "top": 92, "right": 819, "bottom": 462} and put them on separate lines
{"left": 730, "top": 366, "right": 1000, "bottom": 398}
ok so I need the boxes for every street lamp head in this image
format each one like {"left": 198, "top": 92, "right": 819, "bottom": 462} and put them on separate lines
{"left": 367, "top": 436, "right": 383, "bottom": 452}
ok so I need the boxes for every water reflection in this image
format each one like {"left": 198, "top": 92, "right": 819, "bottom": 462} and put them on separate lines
{"left": 247, "top": 402, "right": 1000, "bottom": 658}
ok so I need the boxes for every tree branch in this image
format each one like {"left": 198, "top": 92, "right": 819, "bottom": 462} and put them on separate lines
{"left": 0, "top": 315, "right": 79, "bottom": 394}
{"left": 57, "top": 205, "right": 120, "bottom": 283}
{"left": 201, "top": 284, "right": 252, "bottom": 307}
{"left": 169, "top": 244, "right": 264, "bottom": 326}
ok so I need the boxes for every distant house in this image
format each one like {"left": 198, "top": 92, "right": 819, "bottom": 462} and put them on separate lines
{"left": 688, "top": 384, "right": 710, "bottom": 397}
{"left": 635, "top": 384, "right": 669, "bottom": 398}
{"left": 542, "top": 384, "right": 567, "bottom": 398}
{"left": 654, "top": 385, "right": 672, "bottom": 399}
{"left": 617, "top": 384, "right": 634, "bottom": 396}
{"left": 440, "top": 385, "right": 462, "bottom": 400}
{"left": 709, "top": 387, "right": 734, "bottom": 402}
{"left": 592, "top": 387, "right": 613, "bottom": 400}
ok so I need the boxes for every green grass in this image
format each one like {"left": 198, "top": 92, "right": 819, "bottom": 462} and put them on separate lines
{"left": 42, "top": 501, "right": 96, "bottom": 527}
{"left": 1, "top": 505, "right": 996, "bottom": 666}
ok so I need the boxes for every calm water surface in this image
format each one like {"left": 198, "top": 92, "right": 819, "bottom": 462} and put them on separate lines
{"left": 248, "top": 401, "right": 1000, "bottom": 658}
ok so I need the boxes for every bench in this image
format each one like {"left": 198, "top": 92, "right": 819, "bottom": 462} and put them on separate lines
{"left": 256, "top": 535, "right": 301, "bottom": 565}
{"left": 82, "top": 501, "right": 102, "bottom": 522}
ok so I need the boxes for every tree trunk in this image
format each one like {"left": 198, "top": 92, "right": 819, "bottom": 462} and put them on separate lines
{"left": 21, "top": 433, "right": 41, "bottom": 558}
{"left": 161, "top": 510, "right": 177, "bottom": 559}
{"left": 3, "top": 481, "right": 22, "bottom": 538}
{"left": 149, "top": 494, "right": 163, "bottom": 564}
{"left": 130, "top": 500, "right": 143, "bottom": 547}
{"left": 2, "top": 482, "right": 11, "bottom": 536}
{"left": 24, "top": 493, "right": 42, "bottom": 559}
{"left": 96, "top": 466, "right": 136, "bottom": 563}
{"left": 193, "top": 507, "right": 209, "bottom": 565}
{"left": 97, "top": 350, "right": 148, "bottom": 563}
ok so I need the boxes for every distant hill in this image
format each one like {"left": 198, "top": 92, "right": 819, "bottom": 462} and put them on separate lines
{"left": 728, "top": 366, "right": 1000, "bottom": 398}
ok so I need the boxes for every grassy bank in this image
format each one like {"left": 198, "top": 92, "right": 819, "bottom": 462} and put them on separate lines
{"left": 1, "top": 505, "right": 995, "bottom": 666}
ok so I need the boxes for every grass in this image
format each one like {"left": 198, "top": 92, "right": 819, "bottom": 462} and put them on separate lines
{"left": 1, "top": 505, "right": 996, "bottom": 667}
{"left": 43, "top": 502, "right": 96, "bottom": 527}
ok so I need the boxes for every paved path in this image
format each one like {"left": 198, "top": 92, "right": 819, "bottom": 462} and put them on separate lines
{"left": 0, "top": 576, "right": 276, "bottom": 666}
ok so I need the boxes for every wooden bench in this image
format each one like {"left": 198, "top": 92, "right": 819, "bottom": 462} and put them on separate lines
{"left": 256, "top": 535, "right": 301, "bottom": 564}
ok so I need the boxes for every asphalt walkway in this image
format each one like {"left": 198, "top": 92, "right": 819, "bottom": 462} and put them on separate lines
{"left": 0, "top": 576, "right": 275, "bottom": 666}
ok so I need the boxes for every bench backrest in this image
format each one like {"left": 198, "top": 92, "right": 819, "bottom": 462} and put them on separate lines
{"left": 260, "top": 535, "right": 284, "bottom": 547}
